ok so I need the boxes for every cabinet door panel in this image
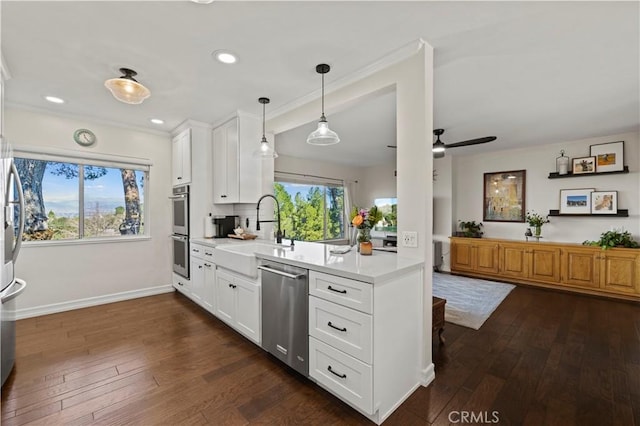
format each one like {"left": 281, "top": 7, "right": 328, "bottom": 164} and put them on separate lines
{"left": 203, "top": 263, "right": 216, "bottom": 313}
{"left": 190, "top": 258, "right": 205, "bottom": 304}
{"left": 224, "top": 119, "right": 239, "bottom": 202}
{"left": 235, "top": 277, "right": 260, "bottom": 344}
{"left": 500, "top": 245, "right": 528, "bottom": 278}
{"left": 451, "top": 241, "right": 474, "bottom": 271}
{"left": 214, "top": 270, "right": 235, "bottom": 324}
{"left": 475, "top": 243, "right": 499, "bottom": 274}
{"left": 212, "top": 126, "right": 227, "bottom": 203}
{"left": 529, "top": 247, "right": 561, "bottom": 283}
{"left": 562, "top": 249, "right": 600, "bottom": 288}
{"left": 601, "top": 252, "right": 640, "bottom": 294}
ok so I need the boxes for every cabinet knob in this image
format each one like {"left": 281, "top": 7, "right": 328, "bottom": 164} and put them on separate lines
{"left": 198, "top": 265, "right": 202, "bottom": 269}
{"left": 177, "top": 177, "right": 182, "bottom": 180}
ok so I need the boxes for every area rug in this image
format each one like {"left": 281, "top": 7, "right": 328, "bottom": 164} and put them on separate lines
{"left": 433, "top": 273, "right": 515, "bottom": 330}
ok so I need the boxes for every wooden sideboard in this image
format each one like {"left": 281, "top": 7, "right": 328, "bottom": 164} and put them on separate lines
{"left": 450, "top": 237, "right": 640, "bottom": 301}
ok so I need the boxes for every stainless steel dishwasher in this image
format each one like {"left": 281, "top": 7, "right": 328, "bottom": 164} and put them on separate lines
{"left": 259, "top": 261, "right": 309, "bottom": 377}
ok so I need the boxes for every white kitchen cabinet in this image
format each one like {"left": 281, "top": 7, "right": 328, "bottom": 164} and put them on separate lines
{"left": 190, "top": 257, "right": 205, "bottom": 305}
{"left": 185, "top": 243, "right": 216, "bottom": 314}
{"left": 214, "top": 268, "right": 261, "bottom": 344}
{"left": 172, "top": 128, "right": 191, "bottom": 186}
{"left": 307, "top": 269, "right": 423, "bottom": 424}
{"left": 212, "top": 113, "right": 262, "bottom": 204}
{"left": 172, "top": 273, "right": 190, "bottom": 296}
{"left": 202, "top": 261, "right": 216, "bottom": 312}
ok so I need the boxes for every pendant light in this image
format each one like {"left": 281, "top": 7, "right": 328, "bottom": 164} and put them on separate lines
{"left": 307, "top": 64, "right": 340, "bottom": 146}
{"left": 253, "top": 97, "right": 278, "bottom": 158}
{"left": 104, "top": 68, "right": 151, "bottom": 104}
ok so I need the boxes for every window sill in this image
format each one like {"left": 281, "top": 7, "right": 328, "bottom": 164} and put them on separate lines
{"left": 21, "top": 235, "right": 152, "bottom": 248}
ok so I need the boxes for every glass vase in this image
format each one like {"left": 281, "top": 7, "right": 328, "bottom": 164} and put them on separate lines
{"left": 358, "top": 228, "right": 373, "bottom": 255}
{"left": 534, "top": 225, "right": 542, "bottom": 237}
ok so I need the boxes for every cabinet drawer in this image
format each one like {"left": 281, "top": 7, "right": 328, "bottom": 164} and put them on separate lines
{"left": 309, "top": 271, "right": 372, "bottom": 314}
{"left": 191, "top": 244, "right": 206, "bottom": 260}
{"left": 309, "top": 337, "right": 373, "bottom": 415}
{"left": 309, "top": 296, "right": 372, "bottom": 363}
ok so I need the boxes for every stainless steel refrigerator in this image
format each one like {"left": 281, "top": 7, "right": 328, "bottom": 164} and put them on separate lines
{"left": 1, "top": 141, "right": 27, "bottom": 386}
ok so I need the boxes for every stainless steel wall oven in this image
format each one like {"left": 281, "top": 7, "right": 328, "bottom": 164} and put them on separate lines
{"left": 171, "top": 185, "right": 189, "bottom": 278}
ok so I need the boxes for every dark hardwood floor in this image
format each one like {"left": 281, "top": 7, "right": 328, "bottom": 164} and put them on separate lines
{"left": 1, "top": 285, "right": 639, "bottom": 425}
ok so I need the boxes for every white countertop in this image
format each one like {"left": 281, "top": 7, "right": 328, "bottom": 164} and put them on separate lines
{"left": 233, "top": 242, "right": 424, "bottom": 284}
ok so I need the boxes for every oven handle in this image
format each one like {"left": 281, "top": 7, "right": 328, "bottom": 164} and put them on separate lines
{"left": 170, "top": 235, "right": 188, "bottom": 241}
{"left": 169, "top": 195, "right": 187, "bottom": 199}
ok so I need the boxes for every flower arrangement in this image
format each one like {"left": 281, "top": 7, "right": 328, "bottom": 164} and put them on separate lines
{"left": 350, "top": 206, "right": 383, "bottom": 243}
{"left": 526, "top": 211, "right": 550, "bottom": 227}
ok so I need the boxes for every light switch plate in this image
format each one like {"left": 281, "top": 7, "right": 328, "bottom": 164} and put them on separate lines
{"left": 402, "top": 231, "right": 418, "bottom": 248}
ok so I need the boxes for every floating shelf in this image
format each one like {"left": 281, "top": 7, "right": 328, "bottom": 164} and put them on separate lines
{"left": 548, "top": 166, "right": 629, "bottom": 179}
{"left": 548, "top": 209, "right": 629, "bottom": 217}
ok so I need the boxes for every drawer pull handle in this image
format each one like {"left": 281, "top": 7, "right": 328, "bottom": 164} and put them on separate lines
{"left": 228, "top": 283, "right": 236, "bottom": 289}
{"left": 327, "top": 321, "right": 347, "bottom": 332}
{"left": 327, "top": 365, "right": 346, "bottom": 379}
{"left": 327, "top": 285, "right": 347, "bottom": 294}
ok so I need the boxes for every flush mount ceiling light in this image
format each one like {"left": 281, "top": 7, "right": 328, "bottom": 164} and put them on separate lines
{"left": 190, "top": 0, "right": 214, "bottom": 3}
{"left": 44, "top": 95, "right": 65, "bottom": 104}
{"left": 212, "top": 50, "right": 237, "bottom": 64}
{"left": 253, "top": 97, "right": 278, "bottom": 159}
{"left": 150, "top": 118, "right": 164, "bottom": 125}
{"left": 307, "top": 63, "right": 340, "bottom": 146}
{"left": 104, "top": 68, "right": 150, "bottom": 105}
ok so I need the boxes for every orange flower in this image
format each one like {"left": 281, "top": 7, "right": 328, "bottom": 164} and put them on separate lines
{"left": 352, "top": 215, "right": 363, "bottom": 227}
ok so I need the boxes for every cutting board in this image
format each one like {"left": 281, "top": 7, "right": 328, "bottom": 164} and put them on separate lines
{"left": 227, "top": 233, "right": 258, "bottom": 240}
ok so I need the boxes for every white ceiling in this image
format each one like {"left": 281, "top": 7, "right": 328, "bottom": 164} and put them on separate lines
{"left": 2, "top": 1, "right": 638, "bottom": 167}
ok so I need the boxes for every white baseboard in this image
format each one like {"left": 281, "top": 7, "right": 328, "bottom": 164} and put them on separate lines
{"left": 421, "top": 362, "right": 436, "bottom": 386}
{"left": 16, "top": 285, "right": 175, "bottom": 320}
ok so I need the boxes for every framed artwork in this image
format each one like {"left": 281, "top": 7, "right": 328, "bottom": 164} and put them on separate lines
{"left": 590, "top": 141, "right": 624, "bottom": 172}
{"left": 591, "top": 191, "right": 618, "bottom": 214}
{"left": 559, "top": 188, "right": 595, "bottom": 215}
{"left": 571, "top": 156, "right": 596, "bottom": 174}
{"left": 483, "top": 170, "right": 526, "bottom": 222}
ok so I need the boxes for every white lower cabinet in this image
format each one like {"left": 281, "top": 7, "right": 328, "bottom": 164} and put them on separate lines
{"left": 172, "top": 273, "right": 190, "bottom": 296}
{"left": 188, "top": 244, "right": 216, "bottom": 314}
{"left": 307, "top": 269, "right": 423, "bottom": 425}
{"left": 215, "top": 268, "right": 261, "bottom": 344}
{"left": 309, "top": 336, "right": 373, "bottom": 414}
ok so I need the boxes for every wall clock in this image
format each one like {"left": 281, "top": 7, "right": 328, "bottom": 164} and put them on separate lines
{"left": 73, "top": 129, "right": 96, "bottom": 146}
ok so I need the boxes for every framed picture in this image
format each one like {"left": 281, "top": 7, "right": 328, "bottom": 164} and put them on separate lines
{"left": 590, "top": 141, "right": 624, "bottom": 172}
{"left": 483, "top": 170, "right": 526, "bottom": 222}
{"left": 559, "top": 188, "right": 595, "bottom": 215}
{"left": 571, "top": 156, "right": 596, "bottom": 174}
{"left": 591, "top": 191, "right": 618, "bottom": 214}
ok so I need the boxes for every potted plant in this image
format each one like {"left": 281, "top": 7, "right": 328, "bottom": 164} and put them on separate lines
{"left": 526, "top": 211, "right": 550, "bottom": 237}
{"left": 457, "top": 220, "right": 483, "bottom": 238}
{"left": 583, "top": 229, "right": 639, "bottom": 250}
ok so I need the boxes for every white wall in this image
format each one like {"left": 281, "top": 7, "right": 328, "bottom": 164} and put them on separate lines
{"left": 359, "top": 161, "right": 396, "bottom": 207}
{"left": 433, "top": 155, "right": 453, "bottom": 270}
{"left": 5, "top": 107, "right": 173, "bottom": 318}
{"left": 449, "top": 131, "right": 639, "bottom": 270}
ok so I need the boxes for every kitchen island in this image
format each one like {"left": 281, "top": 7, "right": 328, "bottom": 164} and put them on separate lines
{"left": 183, "top": 238, "right": 426, "bottom": 425}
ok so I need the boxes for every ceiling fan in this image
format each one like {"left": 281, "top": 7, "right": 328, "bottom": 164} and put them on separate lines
{"left": 387, "top": 128, "right": 496, "bottom": 158}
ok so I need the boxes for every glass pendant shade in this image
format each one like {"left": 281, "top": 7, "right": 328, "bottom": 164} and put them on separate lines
{"left": 307, "top": 116, "right": 340, "bottom": 146}
{"left": 253, "top": 97, "right": 278, "bottom": 158}
{"left": 307, "top": 63, "right": 340, "bottom": 146}
{"left": 104, "top": 68, "right": 150, "bottom": 105}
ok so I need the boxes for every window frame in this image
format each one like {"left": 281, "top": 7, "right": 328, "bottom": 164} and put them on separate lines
{"left": 13, "top": 145, "right": 152, "bottom": 246}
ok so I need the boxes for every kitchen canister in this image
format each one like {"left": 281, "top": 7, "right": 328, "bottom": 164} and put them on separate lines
{"left": 204, "top": 213, "right": 215, "bottom": 238}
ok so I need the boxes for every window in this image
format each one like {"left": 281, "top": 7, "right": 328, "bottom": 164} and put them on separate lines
{"left": 274, "top": 179, "right": 345, "bottom": 242}
{"left": 13, "top": 149, "right": 149, "bottom": 242}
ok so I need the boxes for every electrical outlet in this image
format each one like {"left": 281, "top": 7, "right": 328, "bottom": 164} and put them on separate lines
{"left": 402, "top": 231, "right": 418, "bottom": 248}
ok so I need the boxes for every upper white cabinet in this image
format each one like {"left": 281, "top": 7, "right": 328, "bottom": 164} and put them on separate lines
{"left": 212, "top": 113, "right": 262, "bottom": 204}
{"left": 172, "top": 128, "right": 191, "bottom": 186}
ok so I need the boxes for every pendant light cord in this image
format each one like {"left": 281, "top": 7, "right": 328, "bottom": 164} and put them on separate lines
{"left": 321, "top": 72, "right": 325, "bottom": 118}
{"left": 262, "top": 102, "right": 266, "bottom": 138}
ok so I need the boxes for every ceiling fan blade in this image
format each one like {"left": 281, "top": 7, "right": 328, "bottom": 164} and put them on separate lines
{"left": 445, "top": 136, "right": 497, "bottom": 148}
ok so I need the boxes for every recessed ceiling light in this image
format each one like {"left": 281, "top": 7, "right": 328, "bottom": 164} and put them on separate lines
{"left": 191, "top": 0, "right": 214, "bottom": 3}
{"left": 150, "top": 118, "right": 164, "bottom": 125}
{"left": 44, "top": 95, "right": 65, "bottom": 104}
{"left": 212, "top": 50, "right": 237, "bottom": 64}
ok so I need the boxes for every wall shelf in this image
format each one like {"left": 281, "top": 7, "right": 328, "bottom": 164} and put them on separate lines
{"left": 548, "top": 166, "right": 629, "bottom": 179}
{"left": 548, "top": 209, "right": 629, "bottom": 217}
